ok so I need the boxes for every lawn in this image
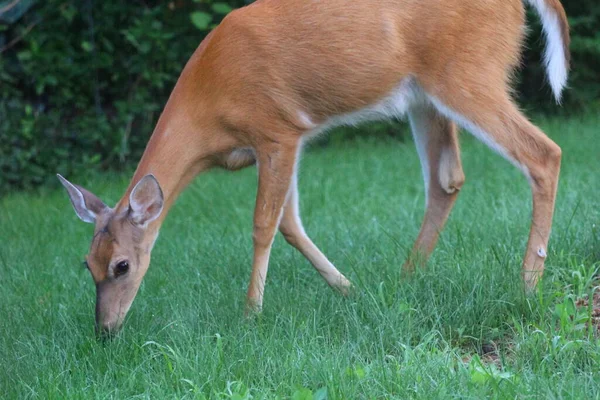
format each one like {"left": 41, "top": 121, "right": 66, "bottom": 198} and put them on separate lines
{"left": 1, "top": 115, "right": 599, "bottom": 399}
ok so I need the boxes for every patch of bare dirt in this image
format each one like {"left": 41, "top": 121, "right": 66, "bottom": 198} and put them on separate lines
{"left": 575, "top": 288, "right": 600, "bottom": 333}
{"left": 461, "top": 341, "right": 513, "bottom": 368}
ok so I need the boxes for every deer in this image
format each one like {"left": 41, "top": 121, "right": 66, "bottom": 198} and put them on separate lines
{"left": 58, "top": 0, "right": 570, "bottom": 334}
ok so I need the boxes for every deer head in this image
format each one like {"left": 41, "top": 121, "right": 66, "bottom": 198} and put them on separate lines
{"left": 57, "top": 174, "right": 164, "bottom": 335}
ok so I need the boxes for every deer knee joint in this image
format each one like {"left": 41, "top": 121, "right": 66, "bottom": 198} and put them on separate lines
{"left": 438, "top": 147, "right": 465, "bottom": 194}
{"left": 253, "top": 223, "right": 274, "bottom": 249}
{"left": 529, "top": 141, "right": 562, "bottom": 192}
{"left": 547, "top": 142, "right": 562, "bottom": 165}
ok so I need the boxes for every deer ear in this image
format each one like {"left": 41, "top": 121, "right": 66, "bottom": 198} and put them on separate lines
{"left": 57, "top": 174, "right": 107, "bottom": 224}
{"left": 129, "top": 174, "right": 164, "bottom": 226}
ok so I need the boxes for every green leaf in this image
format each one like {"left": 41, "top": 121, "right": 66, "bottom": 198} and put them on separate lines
{"left": 190, "top": 12, "right": 212, "bottom": 30}
{"left": 139, "top": 42, "right": 151, "bottom": 54}
{"left": 345, "top": 365, "right": 366, "bottom": 379}
{"left": 291, "top": 388, "right": 313, "bottom": 400}
{"left": 60, "top": 5, "right": 77, "bottom": 22}
{"left": 81, "top": 41, "right": 93, "bottom": 52}
{"left": 313, "top": 387, "right": 328, "bottom": 400}
{"left": 470, "top": 368, "right": 490, "bottom": 385}
{"left": 122, "top": 31, "right": 140, "bottom": 48}
{"left": 211, "top": 3, "right": 233, "bottom": 14}
{"left": 17, "top": 50, "right": 32, "bottom": 61}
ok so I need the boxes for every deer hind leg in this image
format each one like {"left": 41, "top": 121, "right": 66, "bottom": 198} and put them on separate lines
{"left": 428, "top": 87, "right": 561, "bottom": 290}
{"left": 279, "top": 172, "right": 352, "bottom": 294}
{"left": 404, "top": 105, "right": 465, "bottom": 272}
{"left": 246, "top": 140, "right": 299, "bottom": 313}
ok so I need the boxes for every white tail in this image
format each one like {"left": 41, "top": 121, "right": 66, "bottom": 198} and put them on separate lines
{"left": 526, "top": 0, "right": 571, "bottom": 102}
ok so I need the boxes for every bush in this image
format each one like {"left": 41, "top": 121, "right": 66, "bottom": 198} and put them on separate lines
{"left": 0, "top": 0, "right": 249, "bottom": 192}
{"left": 1, "top": 0, "right": 599, "bottom": 193}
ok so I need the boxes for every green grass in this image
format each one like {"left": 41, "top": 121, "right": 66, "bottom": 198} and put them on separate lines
{"left": 1, "top": 115, "right": 599, "bottom": 399}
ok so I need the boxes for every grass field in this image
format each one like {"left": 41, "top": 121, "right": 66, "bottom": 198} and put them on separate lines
{"left": 1, "top": 115, "right": 599, "bottom": 399}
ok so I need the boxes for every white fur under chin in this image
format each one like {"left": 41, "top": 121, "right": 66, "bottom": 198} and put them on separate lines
{"left": 526, "top": 0, "right": 568, "bottom": 103}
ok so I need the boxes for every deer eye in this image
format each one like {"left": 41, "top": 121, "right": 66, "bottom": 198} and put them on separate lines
{"left": 114, "top": 261, "right": 130, "bottom": 277}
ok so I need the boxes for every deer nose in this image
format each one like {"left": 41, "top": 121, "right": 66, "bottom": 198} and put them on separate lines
{"left": 95, "top": 318, "right": 123, "bottom": 338}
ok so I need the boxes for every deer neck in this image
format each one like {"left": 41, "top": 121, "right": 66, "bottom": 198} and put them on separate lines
{"left": 115, "top": 100, "right": 231, "bottom": 230}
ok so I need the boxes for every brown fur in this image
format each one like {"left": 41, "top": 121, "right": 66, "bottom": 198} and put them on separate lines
{"left": 61, "top": 0, "right": 570, "bottom": 332}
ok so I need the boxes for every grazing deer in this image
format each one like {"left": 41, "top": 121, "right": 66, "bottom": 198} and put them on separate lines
{"left": 58, "top": 0, "right": 569, "bottom": 334}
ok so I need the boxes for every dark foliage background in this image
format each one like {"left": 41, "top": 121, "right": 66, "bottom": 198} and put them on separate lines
{"left": 0, "top": 0, "right": 598, "bottom": 192}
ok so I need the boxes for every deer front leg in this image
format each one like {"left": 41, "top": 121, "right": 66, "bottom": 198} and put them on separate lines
{"left": 246, "top": 141, "right": 299, "bottom": 313}
{"left": 279, "top": 172, "right": 352, "bottom": 294}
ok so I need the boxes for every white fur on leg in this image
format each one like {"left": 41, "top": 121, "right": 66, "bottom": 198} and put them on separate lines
{"left": 537, "top": 247, "right": 547, "bottom": 258}
{"left": 408, "top": 107, "right": 433, "bottom": 201}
